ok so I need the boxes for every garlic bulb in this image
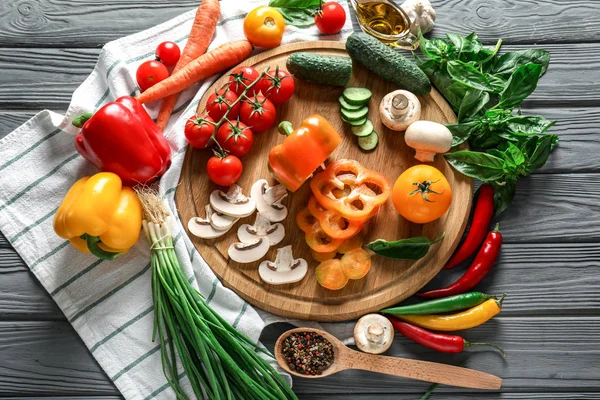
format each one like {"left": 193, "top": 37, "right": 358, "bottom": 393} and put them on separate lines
{"left": 401, "top": 0, "right": 436, "bottom": 35}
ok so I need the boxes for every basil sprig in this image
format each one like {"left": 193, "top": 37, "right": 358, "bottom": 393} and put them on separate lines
{"left": 365, "top": 233, "right": 445, "bottom": 260}
{"left": 415, "top": 31, "right": 558, "bottom": 214}
{"left": 268, "top": 0, "right": 320, "bottom": 27}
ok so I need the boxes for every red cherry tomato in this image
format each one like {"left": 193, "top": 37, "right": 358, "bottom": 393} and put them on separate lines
{"left": 315, "top": 2, "right": 346, "bottom": 35}
{"left": 228, "top": 66, "right": 260, "bottom": 96}
{"left": 205, "top": 89, "right": 240, "bottom": 121}
{"left": 136, "top": 60, "right": 169, "bottom": 92}
{"left": 259, "top": 68, "right": 295, "bottom": 104}
{"left": 207, "top": 154, "right": 243, "bottom": 186}
{"left": 239, "top": 94, "right": 277, "bottom": 133}
{"left": 216, "top": 120, "right": 254, "bottom": 157}
{"left": 155, "top": 41, "right": 181, "bottom": 66}
{"left": 184, "top": 114, "right": 215, "bottom": 149}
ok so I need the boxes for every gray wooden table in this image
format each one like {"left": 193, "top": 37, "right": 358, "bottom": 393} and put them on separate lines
{"left": 1, "top": 0, "right": 599, "bottom": 399}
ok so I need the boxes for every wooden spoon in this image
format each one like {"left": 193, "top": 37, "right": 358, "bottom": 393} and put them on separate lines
{"left": 275, "top": 328, "right": 502, "bottom": 390}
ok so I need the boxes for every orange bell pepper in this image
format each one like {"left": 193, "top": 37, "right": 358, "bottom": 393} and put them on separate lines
{"left": 269, "top": 115, "right": 342, "bottom": 192}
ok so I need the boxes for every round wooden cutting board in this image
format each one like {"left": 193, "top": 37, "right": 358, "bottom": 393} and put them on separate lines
{"left": 176, "top": 41, "right": 473, "bottom": 322}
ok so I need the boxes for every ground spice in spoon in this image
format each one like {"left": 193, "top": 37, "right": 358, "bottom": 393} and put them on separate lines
{"left": 281, "top": 332, "right": 334, "bottom": 375}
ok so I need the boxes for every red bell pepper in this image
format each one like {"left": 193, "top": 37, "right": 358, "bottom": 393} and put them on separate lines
{"left": 73, "top": 96, "right": 171, "bottom": 186}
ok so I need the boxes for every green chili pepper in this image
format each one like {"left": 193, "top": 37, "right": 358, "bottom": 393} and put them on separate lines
{"left": 380, "top": 292, "right": 495, "bottom": 316}
{"left": 365, "top": 232, "right": 445, "bottom": 260}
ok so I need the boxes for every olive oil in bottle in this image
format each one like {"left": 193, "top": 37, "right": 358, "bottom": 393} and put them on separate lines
{"left": 355, "top": 1, "right": 408, "bottom": 36}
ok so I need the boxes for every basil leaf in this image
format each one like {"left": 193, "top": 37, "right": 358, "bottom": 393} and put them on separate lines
{"left": 419, "top": 31, "right": 453, "bottom": 60}
{"left": 447, "top": 121, "right": 478, "bottom": 147}
{"left": 275, "top": 8, "right": 315, "bottom": 26}
{"left": 427, "top": 71, "right": 465, "bottom": 111}
{"left": 525, "top": 134, "right": 558, "bottom": 173}
{"left": 458, "top": 89, "right": 489, "bottom": 122}
{"left": 445, "top": 151, "right": 506, "bottom": 181}
{"left": 365, "top": 233, "right": 445, "bottom": 260}
{"left": 505, "top": 115, "right": 556, "bottom": 135}
{"left": 269, "top": 0, "right": 320, "bottom": 7}
{"left": 493, "top": 49, "right": 550, "bottom": 79}
{"left": 498, "top": 63, "right": 543, "bottom": 109}
{"left": 447, "top": 60, "right": 495, "bottom": 92}
{"left": 493, "top": 180, "right": 517, "bottom": 217}
{"left": 479, "top": 39, "right": 503, "bottom": 65}
{"left": 486, "top": 74, "right": 507, "bottom": 93}
{"left": 504, "top": 142, "right": 526, "bottom": 167}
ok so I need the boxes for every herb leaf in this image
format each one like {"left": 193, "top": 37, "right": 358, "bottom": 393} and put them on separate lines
{"left": 447, "top": 121, "right": 478, "bottom": 147}
{"left": 498, "top": 63, "right": 543, "bottom": 109}
{"left": 268, "top": 0, "right": 320, "bottom": 26}
{"left": 525, "top": 134, "right": 558, "bottom": 173}
{"left": 458, "top": 89, "right": 489, "bottom": 122}
{"left": 447, "top": 60, "right": 495, "bottom": 92}
{"left": 493, "top": 49, "right": 550, "bottom": 78}
{"left": 365, "top": 233, "right": 445, "bottom": 260}
{"left": 444, "top": 151, "right": 506, "bottom": 181}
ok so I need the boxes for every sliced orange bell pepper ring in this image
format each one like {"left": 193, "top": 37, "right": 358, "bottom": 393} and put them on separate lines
{"left": 310, "top": 159, "right": 391, "bottom": 221}
{"left": 307, "top": 196, "right": 363, "bottom": 240}
{"left": 296, "top": 207, "right": 343, "bottom": 253}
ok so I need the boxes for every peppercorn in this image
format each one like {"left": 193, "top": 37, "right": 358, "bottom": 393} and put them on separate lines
{"left": 281, "top": 332, "right": 334, "bottom": 375}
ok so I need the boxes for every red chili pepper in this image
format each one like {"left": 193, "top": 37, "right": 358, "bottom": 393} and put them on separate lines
{"left": 419, "top": 225, "right": 502, "bottom": 299}
{"left": 73, "top": 96, "right": 171, "bottom": 187}
{"left": 444, "top": 185, "right": 495, "bottom": 269}
{"left": 388, "top": 317, "right": 506, "bottom": 356}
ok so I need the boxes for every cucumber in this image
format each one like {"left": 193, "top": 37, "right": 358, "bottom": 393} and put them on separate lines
{"left": 358, "top": 130, "right": 379, "bottom": 151}
{"left": 340, "top": 106, "right": 368, "bottom": 122}
{"left": 346, "top": 33, "right": 431, "bottom": 95}
{"left": 351, "top": 120, "right": 374, "bottom": 137}
{"left": 342, "top": 87, "right": 372, "bottom": 106}
{"left": 286, "top": 52, "right": 352, "bottom": 86}
{"left": 339, "top": 96, "right": 364, "bottom": 111}
{"left": 341, "top": 116, "right": 368, "bottom": 126}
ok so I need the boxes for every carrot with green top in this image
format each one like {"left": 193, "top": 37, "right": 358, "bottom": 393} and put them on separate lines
{"left": 137, "top": 40, "right": 253, "bottom": 104}
{"left": 155, "top": 0, "right": 221, "bottom": 130}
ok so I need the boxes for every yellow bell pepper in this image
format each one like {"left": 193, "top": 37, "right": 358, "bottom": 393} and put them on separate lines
{"left": 53, "top": 172, "right": 142, "bottom": 260}
{"left": 398, "top": 298, "right": 502, "bottom": 331}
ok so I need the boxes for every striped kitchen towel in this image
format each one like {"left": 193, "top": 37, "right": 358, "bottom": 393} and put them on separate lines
{"left": 0, "top": 1, "right": 354, "bottom": 399}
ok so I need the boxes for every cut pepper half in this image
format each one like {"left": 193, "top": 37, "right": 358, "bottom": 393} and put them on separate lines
{"left": 310, "top": 159, "right": 391, "bottom": 221}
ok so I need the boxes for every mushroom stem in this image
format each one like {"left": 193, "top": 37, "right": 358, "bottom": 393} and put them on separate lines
{"left": 366, "top": 322, "right": 385, "bottom": 344}
{"left": 414, "top": 149, "right": 436, "bottom": 163}
{"left": 390, "top": 94, "right": 410, "bottom": 118}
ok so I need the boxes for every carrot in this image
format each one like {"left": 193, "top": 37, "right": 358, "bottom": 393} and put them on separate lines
{"left": 137, "top": 40, "right": 253, "bottom": 105}
{"left": 155, "top": 0, "right": 220, "bottom": 131}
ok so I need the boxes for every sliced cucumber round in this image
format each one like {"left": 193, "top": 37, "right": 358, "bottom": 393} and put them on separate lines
{"left": 341, "top": 106, "right": 368, "bottom": 122}
{"left": 351, "top": 120, "right": 374, "bottom": 137}
{"left": 358, "top": 130, "right": 379, "bottom": 151}
{"left": 339, "top": 96, "right": 364, "bottom": 111}
{"left": 343, "top": 87, "right": 372, "bottom": 106}
{"left": 342, "top": 116, "right": 368, "bottom": 126}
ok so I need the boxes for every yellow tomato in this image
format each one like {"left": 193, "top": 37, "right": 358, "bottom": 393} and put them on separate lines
{"left": 392, "top": 165, "right": 452, "bottom": 224}
{"left": 243, "top": 6, "right": 286, "bottom": 49}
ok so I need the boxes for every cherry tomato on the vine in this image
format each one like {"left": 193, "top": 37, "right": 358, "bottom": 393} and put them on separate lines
{"left": 184, "top": 114, "right": 215, "bottom": 149}
{"left": 155, "top": 41, "right": 181, "bottom": 66}
{"left": 239, "top": 94, "right": 277, "bottom": 133}
{"left": 315, "top": 2, "right": 346, "bottom": 35}
{"left": 243, "top": 6, "right": 285, "bottom": 49}
{"left": 136, "top": 60, "right": 169, "bottom": 92}
{"left": 207, "top": 154, "right": 243, "bottom": 186}
{"left": 205, "top": 88, "right": 240, "bottom": 121}
{"left": 228, "top": 66, "right": 260, "bottom": 96}
{"left": 216, "top": 120, "right": 254, "bottom": 157}
{"left": 259, "top": 68, "right": 295, "bottom": 104}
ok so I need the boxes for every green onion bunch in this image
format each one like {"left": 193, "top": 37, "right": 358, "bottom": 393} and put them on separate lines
{"left": 136, "top": 188, "right": 297, "bottom": 400}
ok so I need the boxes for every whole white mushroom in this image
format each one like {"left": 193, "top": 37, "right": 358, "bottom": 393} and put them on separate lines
{"left": 404, "top": 120, "right": 453, "bottom": 162}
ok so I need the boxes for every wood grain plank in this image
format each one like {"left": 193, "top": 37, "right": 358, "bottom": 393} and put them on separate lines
{"left": 0, "top": 42, "right": 598, "bottom": 110}
{"left": 0, "top": 0, "right": 598, "bottom": 47}
{"left": 262, "top": 317, "right": 600, "bottom": 394}
{"left": 0, "top": 318, "right": 595, "bottom": 396}
{"left": 1, "top": 106, "right": 597, "bottom": 174}
{"left": 1, "top": 241, "right": 598, "bottom": 320}
{"left": 0, "top": 321, "right": 118, "bottom": 395}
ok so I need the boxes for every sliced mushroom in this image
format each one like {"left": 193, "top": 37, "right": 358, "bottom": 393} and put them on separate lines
{"left": 227, "top": 237, "right": 270, "bottom": 263}
{"left": 188, "top": 205, "right": 228, "bottom": 239}
{"left": 250, "top": 179, "right": 288, "bottom": 222}
{"left": 237, "top": 213, "right": 285, "bottom": 246}
{"left": 210, "top": 211, "right": 238, "bottom": 231}
{"left": 354, "top": 314, "right": 394, "bottom": 354}
{"left": 210, "top": 184, "right": 256, "bottom": 218}
{"left": 258, "top": 245, "right": 308, "bottom": 285}
{"left": 379, "top": 90, "right": 421, "bottom": 131}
